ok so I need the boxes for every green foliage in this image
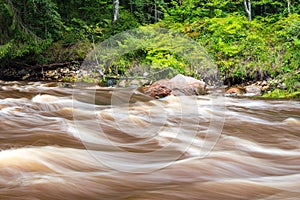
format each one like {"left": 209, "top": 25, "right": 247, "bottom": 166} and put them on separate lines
{"left": 158, "top": 8, "right": 300, "bottom": 93}
{"left": 0, "top": 0, "right": 63, "bottom": 63}
{"left": 104, "top": 10, "right": 141, "bottom": 37}
{"left": 263, "top": 89, "right": 300, "bottom": 98}
{"left": 253, "top": 0, "right": 300, "bottom": 19}
{"left": 0, "top": 0, "right": 299, "bottom": 98}
{"left": 36, "top": 40, "right": 92, "bottom": 64}
{"left": 111, "top": 48, "right": 190, "bottom": 79}
{"left": 144, "top": 49, "right": 187, "bottom": 74}
{"left": 126, "top": 0, "right": 168, "bottom": 24}
{"left": 163, "top": 0, "right": 243, "bottom": 23}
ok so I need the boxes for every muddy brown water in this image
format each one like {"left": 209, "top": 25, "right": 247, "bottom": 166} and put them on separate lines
{"left": 0, "top": 81, "right": 300, "bottom": 200}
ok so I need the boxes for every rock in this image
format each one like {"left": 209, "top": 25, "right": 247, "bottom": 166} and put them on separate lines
{"left": 129, "top": 79, "right": 140, "bottom": 86}
{"left": 18, "top": 69, "right": 29, "bottom": 76}
{"left": 168, "top": 74, "right": 206, "bottom": 96}
{"left": 118, "top": 80, "right": 127, "bottom": 87}
{"left": 17, "top": 69, "right": 30, "bottom": 80}
{"left": 143, "top": 72, "right": 149, "bottom": 77}
{"left": 61, "top": 68, "right": 69, "bottom": 74}
{"left": 140, "top": 79, "right": 151, "bottom": 86}
{"left": 106, "top": 79, "right": 115, "bottom": 87}
{"left": 117, "top": 79, "right": 151, "bottom": 88}
{"left": 262, "top": 80, "right": 267, "bottom": 86}
{"left": 244, "top": 85, "right": 261, "bottom": 96}
{"left": 261, "top": 85, "right": 270, "bottom": 92}
{"left": 22, "top": 74, "right": 30, "bottom": 80}
{"left": 278, "top": 83, "right": 287, "bottom": 89}
{"left": 225, "top": 87, "right": 243, "bottom": 97}
{"left": 142, "top": 74, "right": 206, "bottom": 98}
{"left": 143, "top": 80, "right": 172, "bottom": 99}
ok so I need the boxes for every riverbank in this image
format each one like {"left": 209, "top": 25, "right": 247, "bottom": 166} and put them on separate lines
{"left": 1, "top": 63, "right": 299, "bottom": 99}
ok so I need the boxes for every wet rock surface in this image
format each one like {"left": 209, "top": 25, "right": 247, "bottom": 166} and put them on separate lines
{"left": 225, "top": 87, "right": 244, "bottom": 97}
{"left": 141, "top": 74, "right": 206, "bottom": 98}
{"left": 225, "top": 80, "right": 274, "bottom": 97}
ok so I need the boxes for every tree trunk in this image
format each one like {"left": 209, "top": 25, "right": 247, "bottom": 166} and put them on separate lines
{"left": 112, "top": 0, "right": 119, "bottom": 23}
{"left": 154, "top": 1, "right": 158, "bottom": 23}
{"left": 287, "top": 0, "right": 291, "bottom": 14}
{"left": 244, "top": 0, "right": 252, "bottom": 21}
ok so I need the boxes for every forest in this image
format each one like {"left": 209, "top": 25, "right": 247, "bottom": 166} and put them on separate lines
{"left": 0, "top": 0, "right": 299, "bottom": 97}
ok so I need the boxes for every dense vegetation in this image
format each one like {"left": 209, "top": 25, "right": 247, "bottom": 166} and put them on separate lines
{"left": 0, "top": 0, "right": 299, "bottom": 96}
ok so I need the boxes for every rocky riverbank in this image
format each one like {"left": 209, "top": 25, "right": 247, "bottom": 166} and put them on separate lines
{"left": 0, "top": 62, "right": 81, "bottom": 82}
{"left": 1, "top": 64, "right": 299, "bottom": 98}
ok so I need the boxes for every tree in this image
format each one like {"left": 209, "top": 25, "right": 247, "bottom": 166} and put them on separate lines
{"left": 124, "top": 0, "right": 167, "bottom": 24}
{"left": 244, "top": 0, "right": 252, "bottom": 21}
{"left": 0, "top": 0, "right": 62, "bottom": 61}
{"left": 113, "top": 0, "right": 119, "bottom": 23}
{"left": 287, "top": 0, "right": 291, "bottom": 14}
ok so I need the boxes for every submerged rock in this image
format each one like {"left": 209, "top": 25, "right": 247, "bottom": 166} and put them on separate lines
{"left": 142, "top": 74, "right": 206, "bottom": 99}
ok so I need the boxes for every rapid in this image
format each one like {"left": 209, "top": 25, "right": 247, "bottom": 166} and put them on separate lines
{"left": 0, "top": 80, "right": 300, "bottom": 200}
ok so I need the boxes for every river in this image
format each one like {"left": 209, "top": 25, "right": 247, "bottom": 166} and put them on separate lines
{"left": 0, "top": 80, "right": 300, "bottom": 200}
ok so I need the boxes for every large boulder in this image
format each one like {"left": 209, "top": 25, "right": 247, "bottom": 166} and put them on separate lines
{"left": 142, "top": 74, "right": 206, "bottom": 99}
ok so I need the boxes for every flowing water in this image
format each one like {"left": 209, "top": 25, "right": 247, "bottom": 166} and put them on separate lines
{"left": 0, "top": 80, "right": 300, "bottom": 200}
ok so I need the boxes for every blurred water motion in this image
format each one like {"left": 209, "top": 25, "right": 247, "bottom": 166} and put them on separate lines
{"left": 0, "top": 81, "right": 300, "bottom": 200}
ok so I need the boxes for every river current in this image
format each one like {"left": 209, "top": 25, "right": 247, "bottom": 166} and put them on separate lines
{"left": 0, "top": 81, "right": 300, "bottom": 200}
